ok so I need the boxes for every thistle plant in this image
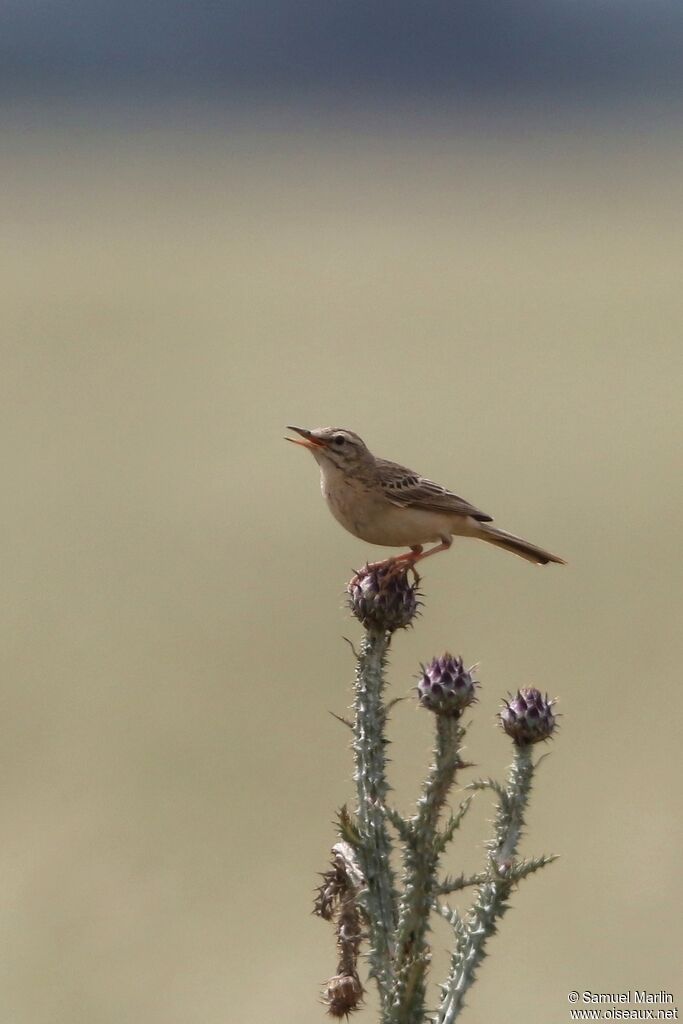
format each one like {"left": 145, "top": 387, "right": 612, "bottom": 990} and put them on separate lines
{"left": 313, "top": 563, "right": 558, "bottom": 1022}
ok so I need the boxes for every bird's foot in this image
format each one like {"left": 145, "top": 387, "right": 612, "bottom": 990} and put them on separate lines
{"left": 354, "top": 540, "right": 451, "bottom": 587}
{"left": 352, "top": 548, "right": 423, "bottom": 589}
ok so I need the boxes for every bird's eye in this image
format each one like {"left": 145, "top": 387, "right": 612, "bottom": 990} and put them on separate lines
{"left": 333, "top": 435, "right": 345, "bottom": 446}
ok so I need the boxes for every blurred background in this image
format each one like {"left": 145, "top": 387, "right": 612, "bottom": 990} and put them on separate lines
{"left": 2, "top": 3, "right": 682, "bottom": 1022}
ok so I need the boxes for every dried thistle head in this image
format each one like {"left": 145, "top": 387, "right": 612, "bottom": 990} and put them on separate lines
{"left": 323, "top": 972, "right": 364, "bottom": 1018}
{"left": 315, "top": 843, "right": 365, "bottom": 1016}
{"left": 500, "top": 687, "right": 557, "bottom": 745}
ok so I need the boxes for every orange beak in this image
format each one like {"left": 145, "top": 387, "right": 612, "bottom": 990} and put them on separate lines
{"left": 285, "top": 426, "right": 327, "bottom": 450}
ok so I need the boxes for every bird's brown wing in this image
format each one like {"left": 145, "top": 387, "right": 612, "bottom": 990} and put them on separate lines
{"left": 376, "top": 459, "right": 493, "bottom": 522}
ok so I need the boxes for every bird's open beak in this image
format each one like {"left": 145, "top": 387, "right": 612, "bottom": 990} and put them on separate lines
{"left": 285, "top": 426, "right": 327, "bottom": 450}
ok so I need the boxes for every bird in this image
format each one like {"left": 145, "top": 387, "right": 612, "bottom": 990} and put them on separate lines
{"left": 285, "top": 426, "right": 565, "bottom": 569}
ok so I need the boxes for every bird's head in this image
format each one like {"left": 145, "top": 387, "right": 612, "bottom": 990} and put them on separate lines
{"left": 285, "top": 426, "right": 374, "bottom": 475}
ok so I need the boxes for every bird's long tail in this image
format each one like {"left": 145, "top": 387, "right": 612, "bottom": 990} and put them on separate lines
{"left": 475, "top": 525, "right": 566, "bottom": 565}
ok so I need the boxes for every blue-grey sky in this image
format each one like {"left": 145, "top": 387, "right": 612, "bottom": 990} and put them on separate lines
{"left": 2, "top": 1, "right": 683, "bottom": 100}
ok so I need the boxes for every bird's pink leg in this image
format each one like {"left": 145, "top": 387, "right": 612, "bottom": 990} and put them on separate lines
{"left": 409, "top": 537, "right": 452, "bottom": 564}
{"left": 364, "top": 545, "right": 422, "bottom": 572}
{"left": 365, "top": 539, "right": 452, "bottom": 574}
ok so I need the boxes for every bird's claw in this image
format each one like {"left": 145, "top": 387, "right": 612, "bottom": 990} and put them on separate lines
{"left": 351, "top": 556, "right": 421, "bottom": 590}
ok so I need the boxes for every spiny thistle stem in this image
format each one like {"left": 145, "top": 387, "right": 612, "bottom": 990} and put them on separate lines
{"left": 492, "top": 743, "right": 534, "bottom": 867}
{"left": 436, "top": 743, "right": 539, "bottom": 1024}
{"left": 352, "top": 624, "right": 398, "bottom": 1005}
{"left": 391, "top": 717, "right": 464, "bottom": 1024}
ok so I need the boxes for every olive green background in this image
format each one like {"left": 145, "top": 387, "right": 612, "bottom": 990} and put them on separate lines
{"left": 2, "top": 100, "right": 681, "bottom": 1023}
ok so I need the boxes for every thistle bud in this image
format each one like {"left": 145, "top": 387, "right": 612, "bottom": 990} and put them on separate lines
{"left": 324, "top": 972, "right": 363, "bottom": 1017}
{"left": 500, "top": 687, "right": 556, "bottom": 745}
{"left": 347, "top": 563, "right": 419, "bottom": 632}
{"left": 418, "top": 653, "right": 477, "bottom": 717}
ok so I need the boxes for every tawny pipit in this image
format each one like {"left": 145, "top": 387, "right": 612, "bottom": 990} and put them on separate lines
{"left": 286, "top": 426, "right": 565, "bottom": 568}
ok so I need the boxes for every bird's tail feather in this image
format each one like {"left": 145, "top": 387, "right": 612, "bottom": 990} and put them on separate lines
{"left": 476, "top": 525, "right": 566, "bottom": 566}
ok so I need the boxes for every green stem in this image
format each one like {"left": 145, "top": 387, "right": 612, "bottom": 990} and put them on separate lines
{"left": 352, "top": 626, "right": 398, "bottom": 1006}
{"left": 492, "top": 743, "right": 534, "bottom": 866}
{"left": 392, "top": 716, "right": 464, "bottom": 1024}
{"left": 437, "top": 744, "right": 535, "bottom": 1024}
